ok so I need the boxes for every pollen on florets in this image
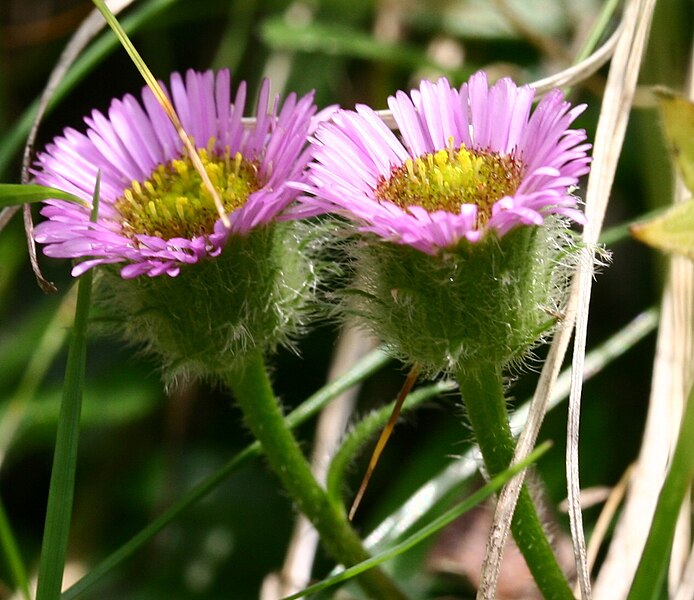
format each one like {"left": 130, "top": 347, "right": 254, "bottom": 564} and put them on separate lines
{"left": 376, "top": 141, "right": 524, "bottom": 227}
{"left": 116, "top": 140, "right": 261, "bottom": 240}
{"left": 32, "top": 69, "right": 319, "bottom": 278}
{"left": 301, "top": 73, "right": 591, "bottom": 254}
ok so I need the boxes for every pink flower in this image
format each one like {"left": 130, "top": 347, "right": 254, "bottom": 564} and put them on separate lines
{"left": 33, "top": 69, "right": 317, "bottom": 278}
{"left": 298, "top": 72, "right": 591, "bottom": 254}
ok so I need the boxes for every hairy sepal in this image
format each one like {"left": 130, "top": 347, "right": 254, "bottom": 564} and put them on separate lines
{"left": 95, "top": 221, "right": 322, "bottom": 383}
{"left": 342, "top": 218, "right": 579, "bottom": 376}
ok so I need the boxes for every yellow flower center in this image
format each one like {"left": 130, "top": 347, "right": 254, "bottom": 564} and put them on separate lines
{"left": 376, "top": 142, "right": 524, "bottom": 226}
{"left": 116, "top": 141, "right": 261, "bottom": 240}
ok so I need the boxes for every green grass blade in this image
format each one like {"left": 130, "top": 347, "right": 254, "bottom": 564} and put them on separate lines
{"left": 34, "top": 176, "right": 99, "bottom": 600}
{"left": 627, "top": 381, "right": 694, "bottom": 600}
{"left": 61, "top": 348, "right": 392, "bottom": 600}
{"left": 283, "top": 442, "right": 553, "bottom": 600}
{"left": 0, "top": 495, "right": 31, "bottom": 600}
{"left": 0, "top": 184, "right": 86, "bottom": 208}
{"left": 574, "top": 0, "right": 622, "bottom": 63}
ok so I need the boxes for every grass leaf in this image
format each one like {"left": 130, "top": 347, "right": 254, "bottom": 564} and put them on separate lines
{"left": 0, "top": 184, "right": 86, "bottom": 208}
{"left": 34, "top": 176, "right": 99, "bottom": 600}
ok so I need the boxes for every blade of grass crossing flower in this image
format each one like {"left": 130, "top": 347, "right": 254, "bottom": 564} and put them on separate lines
{"left": 348, "top": 363, "right": 421, "bottom": 520}
{"left": 90, "top": 0, "right": 229, "bottom": 227}
{"left": 61, "top": 348, "right": 392, "bottom": 600}
{"left": 0, "top": 185, "right": 87, "bottom": 208}
{"left": 282, "top": 442, "right": 553, "bottom": 600}
{"left": 0, "top": 495, "right": 31, "bottom": 600}
{"left": 35, "top": 175, "right": 99, "bottom": 600}
{"left": 627, "top": 383, "right": 694, "bottom": 600}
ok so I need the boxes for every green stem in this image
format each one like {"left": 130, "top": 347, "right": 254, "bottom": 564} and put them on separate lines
{"left": 627, "top": 383, "right": 694, "bottom": 600}
{"left": 226, "top": 350, "right": 408, "bottom": 600}
{"left": 62, "top": 348, "right": 391, "bottom": 600}
{"left": 457, "top": 362, "right": 574, "bottom": 600}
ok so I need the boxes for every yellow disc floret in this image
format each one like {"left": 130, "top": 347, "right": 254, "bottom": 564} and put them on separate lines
{"left": 376, "top": 141, "right": 524, "bottom": 226}
{"left": 116, "top": 141, "right": 261, "bottom": 240}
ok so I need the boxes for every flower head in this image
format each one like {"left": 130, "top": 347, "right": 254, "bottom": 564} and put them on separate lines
{"left": 33, "top": 69, "right": 317, "bottom": 278}
{"left": 299, "top": 72, "right": 590, "bottom": 254}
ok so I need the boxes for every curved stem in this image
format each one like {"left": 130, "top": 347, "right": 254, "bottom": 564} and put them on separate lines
{"left": 457, "top": 362, "right": 574, "bottom": 600}
{"left": 226, "top": 350, "right": 407, "bottom": 600}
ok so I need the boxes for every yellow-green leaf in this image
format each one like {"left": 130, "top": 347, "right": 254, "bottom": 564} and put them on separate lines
{"left": 631, "top": 198, "right": 694, "bottom": 260}
{"left": 656, "top": 88, "right": 694, "bottom": 195}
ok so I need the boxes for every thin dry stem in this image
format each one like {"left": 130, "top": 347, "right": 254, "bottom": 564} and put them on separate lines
{"left": 584, "top": 466, "right": 632, "bottom": 581}
{"left": 348, "top": 363, "right": 420, "bottom": 521}
{"left": 565, "top": 0, "right": 656, "bottom": 596}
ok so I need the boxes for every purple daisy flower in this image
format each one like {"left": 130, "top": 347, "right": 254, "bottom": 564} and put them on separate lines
{"left": 298, "top": 72, "right": 591, "bottom": 254}
{"left": 33, "top": 69, "right": 317, "bottom": 278}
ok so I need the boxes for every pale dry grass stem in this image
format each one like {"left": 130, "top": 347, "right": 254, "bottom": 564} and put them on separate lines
{"left": 476, "top": 1, "right": 658, "bottom": 598}
{"left": 593, "top": 32, "right": 694, "bottom": 599}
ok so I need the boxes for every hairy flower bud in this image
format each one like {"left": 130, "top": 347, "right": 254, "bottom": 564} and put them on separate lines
{"left": 299, "top": 72, "right": 590, "bottom": 374}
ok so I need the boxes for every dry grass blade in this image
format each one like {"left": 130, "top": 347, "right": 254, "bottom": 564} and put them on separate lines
{"left": 593, "top": 33, "right": 694, "bottom": 600}
{"left": 477, "top": 1, "right": 657, "bottom": 598}
{"left": 583, "top": 466, "right": 631, "bottom": 579}
{"left": 348, "top": 363, "right": 421, "bottom": 521}
{"left": 674, "top": 539, "right": 694, "bottom": 600}
{"left": 567, "top": 1, "right": 657, "bottom": 598}
{"left": 475, "top": 274, "right": 579, "bottom": 600}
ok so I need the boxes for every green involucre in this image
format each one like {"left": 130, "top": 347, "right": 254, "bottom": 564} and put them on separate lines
{"left": 340, "top": 218, "right": 579, "bottom": 375}
{"left": 95, "top": 221, "right": 323, "bottom": 382}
